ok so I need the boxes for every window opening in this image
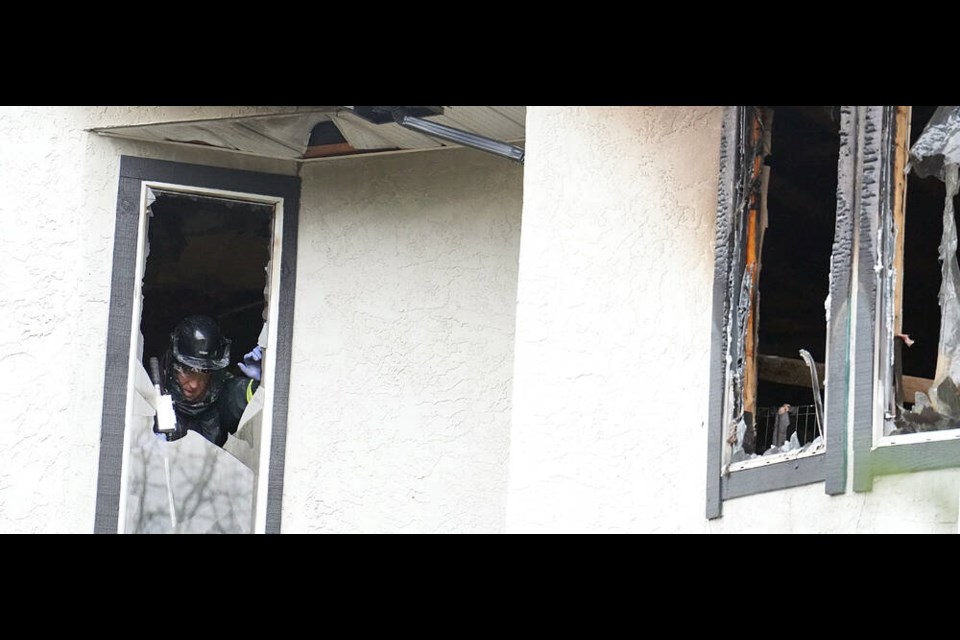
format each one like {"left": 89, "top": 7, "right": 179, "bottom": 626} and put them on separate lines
{"left": 727, "top": 106, "right": 841, "bottom": 467}
{"left": 120, "top": 186, "right": 276, "bottom": 533}
{"left": 889, "top": 106, "right": 960, "bottom": 436}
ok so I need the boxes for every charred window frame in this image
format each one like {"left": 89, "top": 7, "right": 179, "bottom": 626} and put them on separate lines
{"left": 706, "top": 106, "right": 853, "bottom": 519}
{"left": 852, "top": 106, "right": 960, "bottom": 491}
{"left": 94, "top": 156, "right": 300, "bottom": 533}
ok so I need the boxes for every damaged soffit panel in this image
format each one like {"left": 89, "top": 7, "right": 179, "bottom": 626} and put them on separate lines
{"left": 90, "top": 106, "right": 527, "bottom": 162}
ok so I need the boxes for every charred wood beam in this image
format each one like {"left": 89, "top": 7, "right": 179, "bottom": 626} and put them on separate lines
{"left": 758, "top": 354, "right": 825, "bottom": 388}
{"left": 758, "top": 352, "right": 932, "bottom": 401}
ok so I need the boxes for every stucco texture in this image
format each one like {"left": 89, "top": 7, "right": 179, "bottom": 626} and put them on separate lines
{"left": 283, "top": 148, "right": 522, "bottom": 533}
{"left": 505, "top": 106, "right": 724, "bottom": 533}
{"left": 10, "top": 104, "right": 956, "bottom": 534}
{"left": 506, "top": 106, "right": 960, "bottom": 533}
{"left": 0, "top": 106, "right": 295, "bottom": 533}
{"left": 710, "top": 469, "right": 960, "bottom": 533}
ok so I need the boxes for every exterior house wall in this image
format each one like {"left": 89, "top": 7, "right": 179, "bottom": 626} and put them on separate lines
{"left": 505, "top": 105, "right": 960, "bottom": 533}
{"left": 283, "top": 149, "right": 522, "bottom": 533}
{"left": 3, "top": 104, "right": 956, "bottom": 533}
{"left": 710, "top": 469, "right": 960, "bottom": 533}
{"left": 2, "top": 106, "right": 521, "bottom": 534}
{"left": 0, "top": 106, "right": 294, "bottom": 533}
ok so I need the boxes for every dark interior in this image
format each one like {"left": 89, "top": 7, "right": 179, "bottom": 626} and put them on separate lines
{"left": 754, "top": 106, "right": 840, "bottom": 446}
{"left": 752, "top": 105, "right": 956, "bottom": 448}
{"left": 139, "top": 191, "right": 273, "bottom": 376}
{"left": 900, "top": 106, "right": 960, "bottom": 381}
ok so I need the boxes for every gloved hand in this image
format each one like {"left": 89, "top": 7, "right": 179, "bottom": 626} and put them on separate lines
{"left": 238, "top": 345, "right": 263, "bottom": 381}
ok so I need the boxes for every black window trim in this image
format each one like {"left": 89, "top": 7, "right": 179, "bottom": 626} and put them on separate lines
{"left": 93, "top": 155, "right": 300, "bottom": 534}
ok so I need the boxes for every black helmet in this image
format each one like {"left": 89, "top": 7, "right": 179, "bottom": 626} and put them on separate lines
{"left": 170, "top": 315, "right": 231, "bottom": 372}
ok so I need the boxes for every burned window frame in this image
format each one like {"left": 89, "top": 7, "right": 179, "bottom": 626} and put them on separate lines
{"left": 93, "top": 156, "right": 300, "bottom": 533}
{"left": 706, "top": 106, "right": 853, "bottom": 519}
{"left": 852, "top": 106, "right": 960, "bottom": 492}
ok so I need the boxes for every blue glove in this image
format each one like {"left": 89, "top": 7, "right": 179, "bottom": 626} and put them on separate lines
{"left": 238, "top": 345, "right": 262, "bottom": 381}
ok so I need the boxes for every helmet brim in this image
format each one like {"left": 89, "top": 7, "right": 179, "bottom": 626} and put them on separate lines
{"left": 172, "top": 336, "right": 231, "bottom": 371}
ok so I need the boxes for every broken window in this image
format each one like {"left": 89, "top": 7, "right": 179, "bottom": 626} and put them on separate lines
{"left": 94, "top": 156, "right": 300, "bottom": 534}
{"left": 121, "top": 186, "right": 278, "bottom": 533}
{"left": 881, "top": 107, "right": 960, "bottom": 438}
{"left": 711, "top": 105, "right": 960, "bottom": 506}
{"left": 724, "top": 106, "right": 840, "bottom": 467}
{"left": 707, "top": 106, "right": 851, "bottom": 517}
{"left": 844, "top": 106, "right": 960, "bottom": 492}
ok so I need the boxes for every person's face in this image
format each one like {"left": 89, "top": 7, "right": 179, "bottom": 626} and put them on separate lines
{"left": 175, "top": 365, "right": 212, "bottom": 402}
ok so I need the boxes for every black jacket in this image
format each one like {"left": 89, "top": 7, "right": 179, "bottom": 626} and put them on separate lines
{"left": 170, "top": 374, "right": 258, "bottom": 447}
{"left": 156, "top": 351, "right": 259, "bottom": 447}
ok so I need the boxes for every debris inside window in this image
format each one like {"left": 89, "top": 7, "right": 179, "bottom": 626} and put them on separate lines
{"left": 725, "top": 107, "right": 839, "bottom": 467}
{"left": 892, "top": 106, "right": 960, "bottom": 435}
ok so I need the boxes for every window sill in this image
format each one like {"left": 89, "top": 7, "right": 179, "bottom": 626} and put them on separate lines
{"left": 875, "top": 429, "right": 960, "bottom": 449}
{"left": 728, "top": 440, "right": 826, "bottom": 473}
{"left": 721, "top": 450, "right": 825, "bottom": 501}
{"left": 860, "top": 434, "right": 960, "bottom": 484}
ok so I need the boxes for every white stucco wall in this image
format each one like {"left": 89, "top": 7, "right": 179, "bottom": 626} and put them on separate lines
{"left": 505, "top": 106, "right": 723, "bottom": 533}
{"left": 709, "top": 469, "right": 960, "bottom": 534}
{"left": 506, "top": 105, "right": 960, "bottom": 533}
{"left": 283, "top": 148, "right": 522, "bottom": 533}
{"left": 0, "top": 106, "right": 295, "bottom": 533}
{"left": 9, "top": 104, "right": 957, "bottom": 534}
